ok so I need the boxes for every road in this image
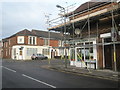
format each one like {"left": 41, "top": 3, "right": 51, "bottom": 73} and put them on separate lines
{"left": 2, "top": 59, "right": 119, "bottom": 88}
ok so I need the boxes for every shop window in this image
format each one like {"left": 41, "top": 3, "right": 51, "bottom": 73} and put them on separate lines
{"left": 26, "top": 48, "right": 37, "bottom": 56}
{"left": 42, "top": 49, "right": 49, "bottom": 55}
{"left": 77, "top": 43, "right": 84, "bottom": 46}
{"left": 70, "top": 49, "right": 75, "bottom": 61}
{"left": 77, "top": 48, "right": 84, "bottom": 61}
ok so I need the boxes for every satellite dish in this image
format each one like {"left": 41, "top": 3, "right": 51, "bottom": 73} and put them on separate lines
{"left": 75, "top": 28, "right": 81, "bottom": 35}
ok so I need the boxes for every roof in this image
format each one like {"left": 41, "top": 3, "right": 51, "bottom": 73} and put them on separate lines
{"left": 32, "top": 30, "right": 64, "bottom": 40}
{"left": 2, "top": 29, "right": 36, "bottom": 41}
{"left": 15, "top": 29, "right": 36, "bottom": 36}
{"left": 2, "top": 29, "right": 70, "bottom": 41}
{"left": 67, "top": 1, "right": 111, "bottom": 17}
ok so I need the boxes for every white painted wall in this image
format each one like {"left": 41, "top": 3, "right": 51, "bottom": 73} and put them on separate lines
{"left": 12, "top": 45, "right": 52, "bottom": 60}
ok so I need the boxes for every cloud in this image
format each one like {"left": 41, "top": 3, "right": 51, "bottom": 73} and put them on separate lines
{"left": 1, "top": 0, "right": 90, "bottom": 38}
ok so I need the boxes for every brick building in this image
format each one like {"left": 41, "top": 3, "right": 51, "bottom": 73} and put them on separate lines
{"left": 49, "top": 1, "right": 120, "bottom": 71}
{"left": 2, "top": 29, "right": 67, "bottom": 60}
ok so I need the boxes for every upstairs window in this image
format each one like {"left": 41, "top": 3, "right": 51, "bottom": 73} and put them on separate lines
{"left": 44, "top": 39, "right": 49, "bottom": 46}
{"left": 17, "top": 36, "right": 24, "bottom": 44}
{"left": 28, "top": 36, "right": 37, "bottom": 45}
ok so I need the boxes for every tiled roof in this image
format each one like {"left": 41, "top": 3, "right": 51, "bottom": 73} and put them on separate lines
{"left": 15, "top": 29, "right": 36, "bottom": 36}
{"left": 2, "top": 29, "right": 71, "bottom": 40}
{"left": 32, "top": 30, "right": 64, "bottom": 40}
{"left": 72, "top": 1, "right": 111, "bottom": 15}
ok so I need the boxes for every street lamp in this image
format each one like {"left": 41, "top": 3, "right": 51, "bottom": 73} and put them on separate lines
{"left": 45, "top": 13, "right": 52, "bottom": 65}
{"left": 56, "top": 5, "right": 65, "bottom": 10}
{"left": 56, "top": 5, "right": 67, "bottom": 68}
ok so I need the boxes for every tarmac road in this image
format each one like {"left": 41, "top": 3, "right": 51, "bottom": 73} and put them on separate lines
{"left": 2, "top": 59, "right": 119, "bottom": 88}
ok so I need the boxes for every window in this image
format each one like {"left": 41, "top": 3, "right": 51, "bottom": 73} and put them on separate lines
{"left": 9, "top": 39, "right": 11, "bottom": 45}
{"left": 44, "top": 39, "right": 49, "bottom": 46}
{"left": 17, "top": 36, "right": 24, "bottom": 44}
{"left": 33, "top": 37, "right": 35, "bottom": 45}
{"left": 28, "top": 36, "right": 36, "bottom": 45}
{"left": 42, "top": 49, "right": 49, "bottom": 55}
{"left": 30, "top": 37, "right": 32, "bottom": 44}
{"left": 26, "top": 48, "right": 37, "bottom": 56}
{"left": 77, "top": 48, "right": 84, "bottom": 61}
{"left": 76, "top": 41, "right": 94, "bottom": 61}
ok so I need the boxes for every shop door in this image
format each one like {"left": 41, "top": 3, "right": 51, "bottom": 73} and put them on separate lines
{"left": 104, "top": 45, "right": 112, "bottom": 69}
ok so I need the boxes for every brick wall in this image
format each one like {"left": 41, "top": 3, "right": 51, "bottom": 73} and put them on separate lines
{"left": 37, "top": 37, "right": 44, "bottom": 46}
{"left": 50, "top": 40, "right": 59, "bottom": 47}
{"left": 2, "top": 35, "right": 60, "bottom": 59}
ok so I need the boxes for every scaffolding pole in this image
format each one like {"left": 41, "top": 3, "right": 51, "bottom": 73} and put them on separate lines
{"left": 111, "top": 1, "right": 117, "bottom": 71}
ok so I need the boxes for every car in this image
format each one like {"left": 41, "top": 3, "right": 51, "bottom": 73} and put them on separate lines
{"left": 31, "top": 54, "right": 48, "bottom": 60}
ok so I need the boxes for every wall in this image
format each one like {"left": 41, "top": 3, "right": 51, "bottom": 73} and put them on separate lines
{"left": 2, "top": 34, "right": 62, "bottom": 59}
{"left": 50, "top": 39, "right": 59, "bottom": 47}
{"left": 12, "top": 45, "right": 52, "bottom": 60}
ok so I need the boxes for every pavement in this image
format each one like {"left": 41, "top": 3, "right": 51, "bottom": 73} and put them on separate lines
{"left": 41, "top": 60, "right": 120, "bottom": 82}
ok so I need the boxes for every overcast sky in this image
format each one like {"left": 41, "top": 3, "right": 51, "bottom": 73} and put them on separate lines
{"left": 0, "top": 0, "right": 90, "bottom": 39}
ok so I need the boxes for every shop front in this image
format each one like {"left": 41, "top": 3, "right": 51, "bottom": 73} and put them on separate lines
{"left": 70, "top": 38, "right": 98, "bottom": 69}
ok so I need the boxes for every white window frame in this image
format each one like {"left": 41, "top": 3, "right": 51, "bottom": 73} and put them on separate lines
{"left": 44, "top": 38, "right": 49, "bottom": 46}
{"left": 26, "top": 48, "right": 37, "bottom": 56}
{"left": 28, "top": 36, "right": 37, "bottom": 45}
{"left": 9, "top": 39, "right": 11, "bottom": 45}
{"left": 17, "top": 36, "right": 25, "bottom": 44}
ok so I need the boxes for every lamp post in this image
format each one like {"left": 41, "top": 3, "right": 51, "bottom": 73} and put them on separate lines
{"left": 45, "top": 13, "right": 52, "bottom": 64}
{"left": 56, "top": 5, "right": 67, "bottom": 68}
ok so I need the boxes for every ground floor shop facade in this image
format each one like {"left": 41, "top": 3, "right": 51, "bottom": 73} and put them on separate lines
{"left": 69, "top": 32, "right": 120, "bottom": 71}
{"left": 69, "top": 38, "right": 98, "bottom": 69}
{"left": 10, "top": 45, "right": 69, "bottom": 60}
{"left": 12, "top": 45, "right": 52, "bottom": 60}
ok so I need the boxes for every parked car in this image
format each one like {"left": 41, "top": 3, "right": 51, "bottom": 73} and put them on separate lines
{"left": 31, "top": 54, "right": 48, "bottom": 60}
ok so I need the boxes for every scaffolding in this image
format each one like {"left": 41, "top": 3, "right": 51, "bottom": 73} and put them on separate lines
{"left": 48, "top": 1, "right": 120, "bottom": 71}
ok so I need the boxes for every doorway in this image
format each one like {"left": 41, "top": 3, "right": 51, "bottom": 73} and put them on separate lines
{"left": 104, "top": 45, "right": 113, "bottom": 69}
{"left": 104, "top": 38, "right": 113, "bottom": 69}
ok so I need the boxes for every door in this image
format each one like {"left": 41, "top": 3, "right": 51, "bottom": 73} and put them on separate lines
{"left": 19, "top": 50, "right": 23, "bottom": 60}
{"left": 104, "top": 45, "right": 112, "bottom": 69}
{"left": 104, "top": 38, "right": 113, "bottom": 70}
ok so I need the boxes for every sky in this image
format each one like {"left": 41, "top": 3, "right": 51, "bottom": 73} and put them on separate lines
{"left": 0, "top": 0, "right": 91, "bottom": 39}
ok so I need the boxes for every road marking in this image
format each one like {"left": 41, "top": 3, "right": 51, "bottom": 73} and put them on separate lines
{"left": 22, "top": 74, "right": 56, "bottom": 88}
{"left": 2, "top": 66, "right": 16, "bottom": 73}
